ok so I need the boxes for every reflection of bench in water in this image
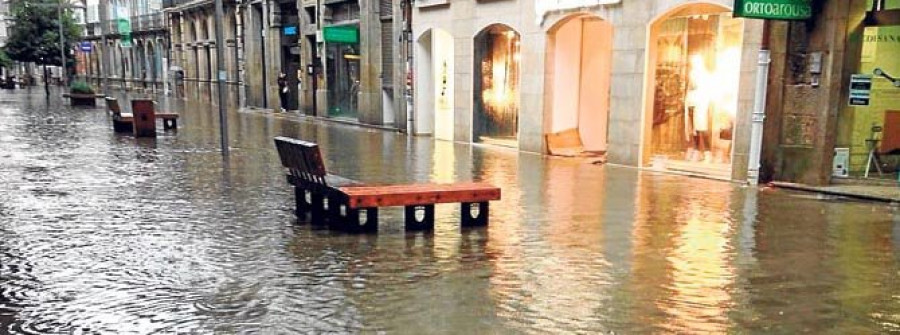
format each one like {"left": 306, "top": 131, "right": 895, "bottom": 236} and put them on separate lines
{"left": 274, "top": 136, "right": 502, "bottom": 233}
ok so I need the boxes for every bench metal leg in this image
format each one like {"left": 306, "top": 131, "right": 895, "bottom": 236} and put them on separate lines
{"left": 342, "top": 207, "right": 378, "bottom": 233}
{"left": 327, "top": 194, "right": 345, "bottom": 231}
{"left": 310, "top": 193, "right": 327, "bottom": 225}
{"left": 405, "top": 204, "right": 435, "bottom": 231}
{"left": 294, "top": 187, "right": 310, "bottom": 216}
{"left": 461, "top": 202, "right": 489, "bottom": 227}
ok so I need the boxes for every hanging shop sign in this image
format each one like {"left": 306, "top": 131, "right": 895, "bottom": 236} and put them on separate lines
{"left": 849, "top": 74, "right": 873, "bottom": 106}
{"left": 734, "top": 0, "right": 812, "bottom": 20}
{"left": 323, "top": 26, "right": 359, "bottom": 44}
{"left": 536, "top": 0, "right": 621, "bottom": 24}
{"left": 118, "top": 18, "right": 133, "bottom": 47}
{"left": 283, "top": 26, "right": 297, "bottom": 36}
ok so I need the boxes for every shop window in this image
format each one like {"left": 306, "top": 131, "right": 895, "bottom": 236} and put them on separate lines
{"left": 326, "top": 42, "right": 360, "bottom": 118}
{"left": 473, "top": 25, "right": 521, "bottom": 147}
{"left": 845, "top": 25, "right": 900, "bottom": 173}
{"left": 648, "top": 8, "right": 744, "bottom": 167}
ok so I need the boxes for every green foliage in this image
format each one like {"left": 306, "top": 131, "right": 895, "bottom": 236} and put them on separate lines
{"left": 69, "top": 80, "right": 94, "bottom": 95}
{"left": 5, "top": 0, "right": 83, "bottom": 67}
{"left": 0, "top": 49, "right": 12, "bottom": 69}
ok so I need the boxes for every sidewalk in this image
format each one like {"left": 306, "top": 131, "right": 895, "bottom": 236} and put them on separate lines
{"left": 771, "top": 179, "right": 900, "bottom": 203}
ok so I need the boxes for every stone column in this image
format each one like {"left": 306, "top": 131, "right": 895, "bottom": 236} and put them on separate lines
{"left": 266, "top": 0, "right": 282, "bottom": 110}
{"left": 358, "top": 0, "right": 384, "bottom": 125}
{"left": 763, "top": 0, "right": 867, "bottom": 185}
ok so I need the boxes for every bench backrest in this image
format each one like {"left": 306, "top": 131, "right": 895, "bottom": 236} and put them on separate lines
{"left": 274, "top": 136, "right": 329, "bottom": 186}
{"left": 105, "top": 97, "right": 121, "bottom": 117}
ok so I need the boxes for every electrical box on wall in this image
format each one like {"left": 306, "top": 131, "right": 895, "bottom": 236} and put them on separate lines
{"left": 833, "top": 148, "right": 850, "bottom": 178}
{"left": 808, "top": 52, "right": 823, "bottom": 74}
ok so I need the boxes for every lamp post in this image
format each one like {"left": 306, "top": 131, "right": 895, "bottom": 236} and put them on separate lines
{"left": 57, "top": 0, "right": 66, "bottom": 87}
{"left": 214, "top": 0, "right": 229, "bottom": 157}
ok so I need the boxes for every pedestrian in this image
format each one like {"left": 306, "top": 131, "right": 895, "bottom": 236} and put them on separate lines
{"left": 277, "top": 72, "right": 288, "bottom": 113}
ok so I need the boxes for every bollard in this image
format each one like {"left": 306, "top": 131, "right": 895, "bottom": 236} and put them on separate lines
{"left": 132, "top": 99, "right": 157, "bottom": 138}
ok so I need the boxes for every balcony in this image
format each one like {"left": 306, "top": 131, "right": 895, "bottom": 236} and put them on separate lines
{"left": 132, "top": 13, "right": 165, "bottom": 32}
{"left": 84, "top": 13, "right": 166, "bottom": 38}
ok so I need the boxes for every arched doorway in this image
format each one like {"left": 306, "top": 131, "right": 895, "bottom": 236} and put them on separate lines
{"left": 415, "top": 28, "right": 455, "bottom": 141}
{"left": 643, "top": 3, "right": 744, "bottom": 175}
{"left": 473, "top": 24, "right": 521, "bottom": 148}
{"left": 545, "top": 14, "right": 613, "bottom": 154}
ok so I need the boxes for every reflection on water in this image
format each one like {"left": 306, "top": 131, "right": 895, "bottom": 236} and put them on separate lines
{"left": 1, "top": 89, "right": 900, "bottom": 333}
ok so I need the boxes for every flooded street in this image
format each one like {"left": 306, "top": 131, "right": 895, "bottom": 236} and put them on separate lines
{"left": 2, "top": 88, "right": 900, "bottom": 334}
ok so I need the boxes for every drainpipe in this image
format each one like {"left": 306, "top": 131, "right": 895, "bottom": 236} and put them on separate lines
{"left": 748, "top": 49, "right": 771, "bottom": 185}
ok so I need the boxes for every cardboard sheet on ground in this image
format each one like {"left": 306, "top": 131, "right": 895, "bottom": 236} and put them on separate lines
{"left": 545, "top": 128, "right": 605, "bottom": 160}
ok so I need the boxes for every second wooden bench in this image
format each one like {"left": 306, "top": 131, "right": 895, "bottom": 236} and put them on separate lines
{"left": 105, "top": 97, "right": 180, "bottom": 137}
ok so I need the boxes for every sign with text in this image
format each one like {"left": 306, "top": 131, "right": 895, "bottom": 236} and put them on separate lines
{"left": 323, "top": 26, "right": 359, "bottom": 44}
{"left": 734, "top": 0, "right": 812, "bottom": 20}
{"left": 79, "top": 42, "right": 92, "bottom": 52}
{"left": 849, "top": 74, "right": 873, "bottom": 106}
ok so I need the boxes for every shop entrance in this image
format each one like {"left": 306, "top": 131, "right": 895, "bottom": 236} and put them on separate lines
{"left": 326, "top": 27, "right": 360, "bottom": 119}
{"left": 546, "top": 14, "right": 613, "bottom": 154}
{"left": 415, "top": 28, "right": 455, "bottom": 141}
{"left": 643, "top": 4, "right": 744, "bottom": 176}
{"left": 473, "top": 24, "right": 521, "bottom": 148}
{"left": 843, "top": 24, "right": 900, "bottom": 176}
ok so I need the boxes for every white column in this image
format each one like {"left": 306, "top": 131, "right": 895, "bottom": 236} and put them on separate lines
{"left": 747, "top": 49, "right": 771, "bottom": 185}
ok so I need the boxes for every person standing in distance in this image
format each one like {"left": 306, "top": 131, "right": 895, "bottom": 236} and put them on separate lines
{"left": 277, "top": 72, "right": 289, "bottom": 113}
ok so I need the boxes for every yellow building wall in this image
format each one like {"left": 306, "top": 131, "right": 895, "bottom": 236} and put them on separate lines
{"left": 847, "top": 26, "right": 900, "bottom": 172}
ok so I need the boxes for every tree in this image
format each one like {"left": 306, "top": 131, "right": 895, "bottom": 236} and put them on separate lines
{"left": 4, "top": 0, "right": 82, "bottom": 68}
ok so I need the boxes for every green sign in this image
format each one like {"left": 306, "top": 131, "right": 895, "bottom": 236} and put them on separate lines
{"left": 118, "top": 18, "right": 132, "bottom": 47}
{"left": 323, "top": 26, "right": 359, "bottom": 44}
{"left": 734, "top": 0, "right": 812, "bottom": 20}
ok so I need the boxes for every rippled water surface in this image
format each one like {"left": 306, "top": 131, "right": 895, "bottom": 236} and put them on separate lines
{"left": 2, "top": 89, "right": 900, "bottom": 334}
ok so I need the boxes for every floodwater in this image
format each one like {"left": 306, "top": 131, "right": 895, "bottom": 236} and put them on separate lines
{"left": 1, "top": 88, "right": 900, "bottom": 334}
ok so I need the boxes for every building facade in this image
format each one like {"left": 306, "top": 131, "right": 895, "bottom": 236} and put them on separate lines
{"left": 762, "top": 0, "right": 900, "bottom": 185}
{"left": 413, "top": 0, "right": 765, "bottom": 181}
{"left": 80, "top": 0, "right": 170, "bottom": 93}
{"left": 165, "top": 0, "right": 241, "bottom": 107}
{"left": 296, "top": 0, "right": 411, "bottom": 128}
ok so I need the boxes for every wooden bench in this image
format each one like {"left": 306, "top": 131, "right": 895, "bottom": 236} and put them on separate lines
{"left": 274, "top": 136, "right": 501, "bottom": 233}
{"left": 105, "top": 97, "right": 180, "bottom": 134}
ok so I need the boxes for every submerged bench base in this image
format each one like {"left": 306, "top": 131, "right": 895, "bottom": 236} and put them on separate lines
{"left": 291, "top": 185, "right": 493, "bottom": 233}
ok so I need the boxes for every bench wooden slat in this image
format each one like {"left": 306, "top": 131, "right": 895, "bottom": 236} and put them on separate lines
{"left": 340, "top": 183, "right": 500, "bottom": 208}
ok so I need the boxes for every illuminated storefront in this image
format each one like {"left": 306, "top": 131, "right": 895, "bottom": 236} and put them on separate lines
{"left": 412, "top": 1, "right": 765, "bottom": 181}
{"left": 474, "top": 25, "right": 521, "bottom": 147}
{"left": 645, "top": 4, "right": 746, "bottom": 177}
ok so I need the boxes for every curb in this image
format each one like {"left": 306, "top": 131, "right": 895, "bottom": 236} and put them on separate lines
{"left": 770, "top": 181, "right": 900, "bottom": 204}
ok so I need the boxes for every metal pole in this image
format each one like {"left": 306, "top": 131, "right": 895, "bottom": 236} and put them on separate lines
{"left": 57, "top": 0, "right": 67, "bottom": 87}
{"left": 214, "top": 0, "right": 229, "bottom": 156}
{"left": 747, "top": 49, "right": 771, "bottom": 185}
{"left": 99, "top": 0, "right": 109, "bottom": 93}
